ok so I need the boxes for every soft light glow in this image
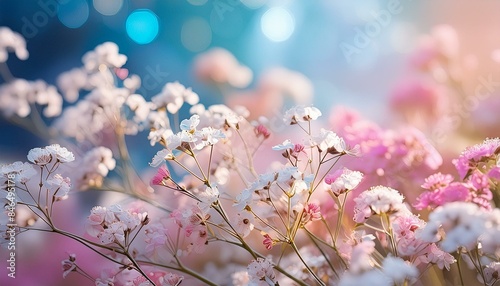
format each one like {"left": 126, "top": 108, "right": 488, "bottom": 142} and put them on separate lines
{"left": 260, "top": 7, "right": 295, "bottom": 42}
{"left": 241, "top": 0, "right": 267, "bottom": 9}
{"left": 57, "top": 0, "right": 89, "bottom": 29}
{"left": 93, "top": 0, "right": 123, "bottom": 16}
{"left": 126, "top": 9, "right": 159, "bottom": 45}
{"left": 181, "top": 17, "right": 212, "bottom": 52}
{"left": 187, "top": 0, "right": 208, "bottom": 5}
{"left": 390, "top": 23, "right": 418, "bottom": 54}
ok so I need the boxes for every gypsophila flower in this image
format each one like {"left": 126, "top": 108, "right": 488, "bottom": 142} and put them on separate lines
{"left": 339, "top": 269, "right": 392, "bottom": 286}
{"left": 353, "top": 186, "right": 405, "bottom": 223}
{"left": 0, "top": 27, "right": 28, "bottom": 62}
{"left": 453, "top": 138, "right": 500, "bottom": 178}
{"left": 152, "top": 81, "right": 199, "bottom": 114}
{"left": 61, "top": 253, "right": 77, "bottom": 279}
{"left": 381, "top": 256, "right": 418, "bottom": 284}
{"left": 481, "top": 262, "right": 500, "bottom": 285}
{"left": 325, "top": 168, "right": 363, "bottom": 196}
{"left": 27, "top": 147, "right": 52, "bottom": 166}
{"left": 77, "top": 147, "right": 116, "bottom": 189}
{"left": 235, "top": 211, "right": 255, "bottom": 238}
{"left": 198, "top": 185, "right": 220, "bottom": 212}
{"left": 416, "top": 243, "right": 456, "bottom": 270}
{"left": 283, "top": 105, "right": 322, "bottom": 124}
{"left": 247, "top": 258, "right": 276, "bottom": 285}
{"left": 262, "top": 234, "right": 274, "bottom": 250}
{"left": 349, "top": 239, "right": 376, "bottom": 274}
{"left": 0, "top": 161, "right": 36, "bottom": 183}
{"left": 46, "top": 174, "right": 71, "bottom": 199}
{"left": 478, "top": 208, "right": 500, "bottom": 257}
{"left": 45, "top": 144, "right": 75, "bottom": 163}
{"left": 151, "top": 165, "right": 171, "bottom": 186}
{"left": 150, "top": 149, "right": 173, "bottom": 167}
{"left": 310, "top": 128, "right": 346, "bottom": 154}
{"left": 0, "top": 79, "right": 63, "bottom": 118}
{"left": 82, "top": 42, "right": 127, "bottom": 71}
{"left": 56, "top": 67, "right": 88, "bottom": 102}
{"left": 158, "top": 273, "right": 184, "bottom": 286}
{"left": 301, "top": 202, "right": 322, "bottom": 224}
{"left": 419, "top": 202, "right": 486, "bottom": 252}
{"left": 272, "top": 139, "right": 294, "bottom": 151}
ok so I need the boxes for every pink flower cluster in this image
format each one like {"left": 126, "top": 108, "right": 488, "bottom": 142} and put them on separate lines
{"left": 415, "top": 138, "right": 500, "bottom": 210}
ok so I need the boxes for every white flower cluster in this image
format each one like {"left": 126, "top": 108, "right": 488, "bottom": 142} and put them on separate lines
{"left": 246, "top": 258, "right": 276, "bottom": 286}
{"left": 86, "top": 204, "right": 147, "bottom": 245}
{"left": 190, "top": 104, "right": 247, "bottom": 130}
{"left": 353, "top": 186, "right": 407, "bottom": 223}
{"left": 0, "top": 27, "right": 28, "bottom": 62}
{"left": 75, "top": 147, "right": 116, "bottom": 189}
{"left": 0, "top": 79, "right": 62, "bottom": 118}
{"left": 152, "top": 81, "right": 199, "bottom": 114}
{"left": 419, "top": 202, "right": 500, "bottom": 254}
{"left": 150, "top": 114, "right": 226, "bottom": 166}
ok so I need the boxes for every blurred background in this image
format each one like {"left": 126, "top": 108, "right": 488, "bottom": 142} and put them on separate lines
{"left": 0, "top": 1, "right": 499, "bottom": 135}
{"left": 1, "top": 1, "right": 500, "bottom": 285}
{"left": 0, "top": 0, "right": 498, "bottom": 157}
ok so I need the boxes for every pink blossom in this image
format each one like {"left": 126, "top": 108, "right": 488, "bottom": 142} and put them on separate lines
{"left": 159, "top": 272, "right": 184, "bottom": 286}
{"left": 193, "top": 48, "right": 252, "bottom": 88}
{"left": 151, "top": 165, "right": 171, "bottom": 186}
{"left": 417, "top": 244, "right": 456, "bottom": 270}
{"left": 452, "top": 138, "right": 500, "bottom": 179}
{"left": 421, "top": 173, "right": 454, "bottom": 191}
{"left": 255, "top": 124, "right": 270, "bottom": 139}
{"left": 302, "top": 202, "right": 322, "bottom": 224}
{"left": 61, "top": 254, "right": 77, "bottom": 279}
{"left": 263, "top": 234, "right": 274, "bottom": 250}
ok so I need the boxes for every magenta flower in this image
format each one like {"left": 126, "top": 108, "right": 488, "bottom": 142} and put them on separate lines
{"left": 151, "top": 165, "right": 171, "bottom": 186}
{"left": 255, "top": 124, "right": 270, "bottom": 139}
{"left": 452, "top": 138, "right": 500, "bottom": 178}
{"left": 263, "top": 234, "right": 274, "bottom": 250}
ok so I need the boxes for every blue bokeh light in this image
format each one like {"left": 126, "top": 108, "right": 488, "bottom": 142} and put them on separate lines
{"left": 126, "top": 9, "right": 159, "bottom": 45}
{"left": 57, "top": 0, "right": 90, "bottom": 29}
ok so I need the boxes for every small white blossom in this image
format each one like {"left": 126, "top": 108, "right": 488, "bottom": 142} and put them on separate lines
{"left": 247, "top": 258, "right": 276, "bottom": 285}
{"left": 0, "top": 27, "right": 28, "bottom": 62}
{"left": 353, "top": 186, "right": 405, "bottom": 223}
{"left": 272, "top": 139, "right": 294, "bottom": 151}
{"left": 27, "top": 147, "right": 52, "bottom": 166}
{"left": 235, "top": 211, "right": 255, "bottom": 238}
{"left": 310, "top": 128, "right": 346, "bottom": 153}
{"left": 326, "top": 168, "right": 363, "bottom": 196}
{"left": 46, "top": 174, "right": 71, "bottom": 199}
{"left": 381, "top": 256, "right": 418, "bottom": 284}
{"left": 283, "top": 105, "right": 322, "bottom": 124}
{"left": 82, "top": 42, "right": 127, "bottom": 71}
{"left": 152, "top": 81, "right": 199, "bottom": 114}
{"left": 45, "top": 144, "right": 75, "bottom": 163}
{"left": 419, "top": 202, "right": 487, "bottom": 252}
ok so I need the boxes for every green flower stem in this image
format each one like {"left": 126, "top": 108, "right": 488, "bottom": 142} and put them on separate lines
{"left": 290, "top": 240, "right": 326, "bottom": 286}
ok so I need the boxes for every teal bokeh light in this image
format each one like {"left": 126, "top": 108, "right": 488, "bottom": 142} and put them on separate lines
{"left": 126, "top": 9, "right": 159, "bottom": 45}
{"left": 57, "top": 0, "right": 90, "bottom": 29}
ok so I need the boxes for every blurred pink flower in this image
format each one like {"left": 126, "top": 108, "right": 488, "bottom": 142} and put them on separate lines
{"left": 193, "top": 48, "right": 253, "bottom": 88}
{"left": 390, "top": 79, "right": 447, "bottom": 127}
